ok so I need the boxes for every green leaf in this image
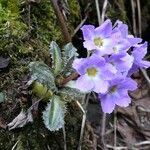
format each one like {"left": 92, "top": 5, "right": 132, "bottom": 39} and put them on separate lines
{"left": 63, "top": 42, "right": 78, "bottom": 61}
{"left": 32, "top": 81, "right": 53, "bottom": 100}
{"left": 58, "top": 86, "right": 85, "bottom": 102}
{"left": 49, "top": 41, "right": 62, "bottom": 75}
{"left": 61, "top": 56, "right": 75, "bottom": 76}
{"left": 61, "top": 43, "right": 78, "bottom": 75}
{"left": 0, "top": 92, "right": 5, "bottom": 103}
{"left": 42, "top": 95, "right": 66, "bottom": 131}
{"left": 28, "top": 61, "right": 57, "bottom": 92}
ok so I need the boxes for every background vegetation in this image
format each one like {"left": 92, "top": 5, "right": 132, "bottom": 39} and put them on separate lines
{"left": 0, "top": 0, "right": 150, "bottom": 149}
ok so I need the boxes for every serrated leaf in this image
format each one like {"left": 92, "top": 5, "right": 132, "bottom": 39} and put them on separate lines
{"left": 61, "top": 56, "right": 75, "bottom": 76}
{"left": 58, "top": 86, "right": 85, "bottom": 102}
{"left": 28, "top": 61, "right": 57, "bottom": 92}
{"left": 32, "top": 81, "right": 53, "bottom": 100}
{"left": 61, "top": 43, "right": 78, "bottom": 75}
{"left": 63, "top": 42, "right": 78, "bottom": 60}
{"left": 49, "top": 41, "right": 62, "bottom": 75}
{"left": 0, "top": 92, "right": 5, "bottom": 103}
{"left": 42, "top": 95, "right": 66, "bottom": 131}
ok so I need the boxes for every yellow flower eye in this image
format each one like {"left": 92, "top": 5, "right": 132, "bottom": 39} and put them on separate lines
{"left": 110, "top": 85, "right": 117, "bottom": 93}
{"left": 94, "top": 37, "right": 103, "bottom": 47}
{"left": 113, "top": 47, "right": 118, "bottom": 53}
{"left": 87, "top": 67, "right": 97, "bottom": 77}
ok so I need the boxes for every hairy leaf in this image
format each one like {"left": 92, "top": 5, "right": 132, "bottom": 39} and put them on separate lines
{"left": 59, "top": 86, "right": 85, "bottom": 102}
{"left": 49, "top": 41, "right": 62, "bottom": 75}
{"left": 28, "top": 61, "right": 57, "bottom": 92}
{"left": 42, "top": 95, "right": 66, "bottom": 131}
{"left": 61, "top": 56, "right": 75, "bottom": 76}
{"left": 32, "top": 81, "right": 53, "bottom": 100}
{"left": 0, "top": 92, "right": 5, "bottom": 103}
{"left": 63, "top": 42, "right": 78, "bottom": 61}
{"left": 62, "top": 43, "right": 78, "bottom": 75}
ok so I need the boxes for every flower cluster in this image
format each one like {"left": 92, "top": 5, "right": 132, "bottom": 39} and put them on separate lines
{"left": 73, "top": 19, "right": 150, "bottom": 113}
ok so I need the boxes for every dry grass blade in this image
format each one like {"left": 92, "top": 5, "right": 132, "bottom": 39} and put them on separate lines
{"left": 72, "top": 15, "right": 88, "bottom": 37}
{"left": 136, "top": 0, "right": 150, "bottom": 88}
{"left": 101, "top": 0, "right": 108, "bottom": 23}
{"left": 140, "top": 69, "right": 150, "bottom": 87}
{"left": 77, "top": 94, "right": 90, "bottom": 150}
{"left": 130, "top": 0, "right": 137, "bottom": 36}
{"left": 63, "top": 125, "right": 67, "bottom": 150}
{"left": 137, "top": 0, "right": 141, "bottom": 37}
{"left": 106, "top": 144, "right": 127, "bottom": 150}
{"left": 100, "top": 113, "right": 107, "bottom": 150}
{"left": 114, "top": 110, "right": 117, "bottom": 149}
{"left": 95, "top": 0, "right": 101, "bottom": 25}
{"left": 11, "top": 140, "right": 20, "bottom": 150}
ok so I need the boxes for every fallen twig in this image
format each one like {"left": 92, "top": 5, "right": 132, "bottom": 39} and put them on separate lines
{"left": 51, "top": 0, "right": 71, "bottom": 43}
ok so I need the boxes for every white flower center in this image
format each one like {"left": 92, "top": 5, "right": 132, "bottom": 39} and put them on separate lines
{"left": 113, "top": 47, "right": 118, "bottom": 53}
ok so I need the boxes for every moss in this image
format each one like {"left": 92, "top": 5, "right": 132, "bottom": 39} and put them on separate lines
{"left": 0, "top": 1, "right": 85, "bottom": 149}
{"left": 0, "top": 0, "right": 82, "bottom": 67}
{"left": 0, "top": 1, "right": 29, "bottom": 66}
{"left": 68, "top": 0, "right": 81, "bottom": 33}
{"left": 0, "top": 0, "right": 63, "bottom": 64}
{"left": 30, "top": 0, "right": 62, "bottom": 44}
{"left": 0, "top": 101, "right": 85, "bottom": 150}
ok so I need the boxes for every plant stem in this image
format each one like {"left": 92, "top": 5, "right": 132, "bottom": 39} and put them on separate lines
{"left": 51, "top": 0, "right": 71, "bottom": 43}
{"left": 60, "top": 72, "right": 79, "bottom": 86}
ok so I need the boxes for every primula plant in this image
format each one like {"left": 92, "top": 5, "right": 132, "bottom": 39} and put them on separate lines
{"left": 27, "top": 42, "right": 83, "bottom": 131}
{"left": 73, "top": 19, "right": 150, "bottom": 113}
{"left": 8, "top": 19, "right": 150, "bottom": 132}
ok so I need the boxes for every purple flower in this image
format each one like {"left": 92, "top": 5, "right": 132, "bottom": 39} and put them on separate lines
{"left": 72, "top": 54, "right": 117, "bottom": 93}
{"left": 73, "top": 19, "right": 150, "bottom": 114}
{"left": 106, "top": 53, "right": 134, "bottom": 76}
{"left": 110, "top": 28, "right": 131, "bottom": 55}
{"left": 99, "top": 77, "right": 137, "bottom": 113}
{"left": 114, "top": 20, "right": 142, "bottom": 46}
{"left": 128, "top": 42, "right": 150, "bottom": 76}
{"left": 81, "top": 19, "right": 114, "bottom": 56}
